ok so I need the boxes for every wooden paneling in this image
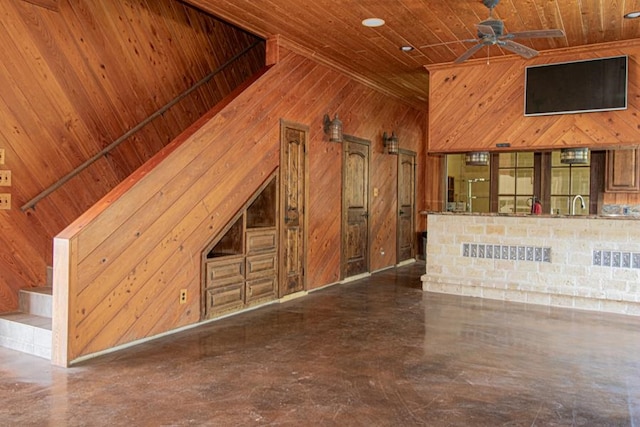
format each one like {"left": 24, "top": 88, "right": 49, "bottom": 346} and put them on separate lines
{"left": 186, "top": 0, "right": 640, "bottom": 109}
{"left": 53, "top": 45, "right": 426, "bottom": 365}
{"left": 0, "top": 0, "right": 265, "bottom": 312}
{"left": 427, "top": 40, "right": 640, "bottom": 154}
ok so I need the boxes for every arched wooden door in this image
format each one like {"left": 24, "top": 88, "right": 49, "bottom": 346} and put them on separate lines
{"left": 397, "top": 149, "right": 416, "bottom": 263}
{"left": 341, "top": 136, "right": 370, "bottom": 278}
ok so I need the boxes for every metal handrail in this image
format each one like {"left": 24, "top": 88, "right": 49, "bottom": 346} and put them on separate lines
{"left": 21, "top": 40, "right": 263, "bottom": 212}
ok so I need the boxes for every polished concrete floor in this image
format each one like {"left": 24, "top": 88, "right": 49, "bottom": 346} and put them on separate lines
{"left": 1, "top": 262, "right": 639, "bottom": 426}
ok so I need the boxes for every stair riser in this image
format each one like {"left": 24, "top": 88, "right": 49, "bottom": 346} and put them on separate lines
{"left": 0, "top": 319, "right": 51, "bottom": 360}
{"left": 19, "top": 289, "right": 53, "bottom": 318}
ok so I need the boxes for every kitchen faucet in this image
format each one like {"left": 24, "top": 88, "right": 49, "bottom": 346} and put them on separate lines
{"left": 571, "top": 194, "right": 585, "bottom": 215}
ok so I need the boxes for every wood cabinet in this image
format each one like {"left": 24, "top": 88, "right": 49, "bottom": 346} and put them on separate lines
{"left": 605, "top": 149, "right": 640, "bottom": 193}
{"left": 202, "top": 176, "right": 278, "bottom": 319}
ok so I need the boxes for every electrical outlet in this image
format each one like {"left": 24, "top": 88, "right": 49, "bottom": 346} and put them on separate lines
{"left": 0, "top": 193, "right": 11, "bottom": 210}
{"left": 0, "top": 149, "right": 5, "bottom": 165}
{"left": 0, "top": 170, "right": 11, "bottom": 186}
{"left": 179, "top": 289, "right": 187, "bottom": 304}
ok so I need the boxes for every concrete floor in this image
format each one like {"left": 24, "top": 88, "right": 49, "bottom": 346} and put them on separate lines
{"left": 1, "top": 261, "right": 639, "bottom": 426}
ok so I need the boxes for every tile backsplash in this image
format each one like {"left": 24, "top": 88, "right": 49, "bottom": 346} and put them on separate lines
{"left": 601, "top": 204, "right": 640, "bottom": 217}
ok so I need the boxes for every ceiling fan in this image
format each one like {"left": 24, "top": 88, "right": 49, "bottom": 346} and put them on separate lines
{"left": 422, "top": 0, "right": 565, "bottom": 64}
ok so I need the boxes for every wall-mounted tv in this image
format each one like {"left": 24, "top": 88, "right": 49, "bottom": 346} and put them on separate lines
{"left": 524, "top": 55, "right": 628, "bottom": 116}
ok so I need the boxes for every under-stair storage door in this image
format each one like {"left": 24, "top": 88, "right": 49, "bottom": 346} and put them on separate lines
{"left": 246, "top": 228, "right": 277, "bottom": 305}
{"left": 201, "top": 172, "right": 278, "bottom": 320}
{"left": 205, "top": 255, "right": 245, "bottom": 317}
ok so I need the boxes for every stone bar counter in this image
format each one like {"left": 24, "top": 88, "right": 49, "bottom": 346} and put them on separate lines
{"left": 421, "top": 212, "right": 640, "bottom": 316}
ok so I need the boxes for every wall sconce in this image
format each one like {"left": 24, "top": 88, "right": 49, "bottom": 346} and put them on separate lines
{"left": 560, "top": 147, "right": 589, "bottom": 164}
{"left": 465, "top": 151, "right": 490, "bottom": 166}
{"left": 383, "top": 131, "right": 399, "bottom": 155}
{"left": 323, "top": 114, "right": 343, "bottom": 143}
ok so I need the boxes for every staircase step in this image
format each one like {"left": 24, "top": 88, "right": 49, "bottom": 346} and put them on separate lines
{"left": 0, "top": 312, "right": 52, "bottom": 360}
{"left": 19, "top": 286, "right": 52, "bottom": 319}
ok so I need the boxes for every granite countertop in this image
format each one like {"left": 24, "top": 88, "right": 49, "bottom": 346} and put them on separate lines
{"left": 419, "top": 211, "right": 640, "bottom": 220}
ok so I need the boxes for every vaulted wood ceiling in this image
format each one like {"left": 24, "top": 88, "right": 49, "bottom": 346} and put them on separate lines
{"left": 185, "top": 0, "right": 640, "bottom": 109}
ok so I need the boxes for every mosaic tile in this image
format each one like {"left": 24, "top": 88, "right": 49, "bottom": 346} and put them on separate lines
{"left": 462, "top": 243, "right": 551, "bottom": 263}
{"left": 592, "top": 250, "right": 601, "bottom": 266}
{"left": 633, "top": 253, "right": 640, "bottom": 269}
{"left": 622, "top": 252, "right": 631, "bottom": 268}
{"left": 612, "top": 252, "right": 621, "bottom": 268}
{"left": 526, "top": 246, "right": 534, "bottom": 261}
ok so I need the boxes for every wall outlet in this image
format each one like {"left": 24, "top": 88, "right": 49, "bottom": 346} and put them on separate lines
{"left": 0, "top": 170, "right": 11, "bottom": 186}
{"left": 179, "top": 289, "right": 187, "bottom": 304}
{"left": 0, "top": 149, "right": 5, "bottom": 165}
{"left": 0, "top": 193, "right": 11, "bottom": 210}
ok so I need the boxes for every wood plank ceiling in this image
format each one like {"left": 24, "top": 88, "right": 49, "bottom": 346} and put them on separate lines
{"left": 185, "top": 0, "right": 640, "bottom": 110}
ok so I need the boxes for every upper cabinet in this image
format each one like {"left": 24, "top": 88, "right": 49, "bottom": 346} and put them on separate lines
{"left": 606, "top": 149, "right": 640, "bottom": 193}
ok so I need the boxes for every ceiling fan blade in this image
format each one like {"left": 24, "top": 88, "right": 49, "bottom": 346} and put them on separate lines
{"left": 419, "top": 38, "right": 478, "bottom": 48}
{"left": 454, "top": 42, "right": 490, "bottom": 63}
{"left": 476, "top": 24, "right": 496, "bottom": 37}
{"left": 503, "top": 29, "right": 565, "bottom": 39}
{"left": 498, "top": 40, "right": 539, "bottom": 59}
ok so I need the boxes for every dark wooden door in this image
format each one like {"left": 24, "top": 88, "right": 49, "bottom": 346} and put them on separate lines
{"left": 397, "top": 150, "right": 416, "bottom": 262}
{"left": 342, "top": 137, "right": 370, "bottom": 278}
{"left": 279, "top": 120, "right": 308, "bottom": 297}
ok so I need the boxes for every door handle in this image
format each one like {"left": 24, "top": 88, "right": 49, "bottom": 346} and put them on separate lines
{"left": 361, "top": 212, "right": 368, "bottom": 218}
{"left": 399, "top": 210, "right": 405, "bottom": 215}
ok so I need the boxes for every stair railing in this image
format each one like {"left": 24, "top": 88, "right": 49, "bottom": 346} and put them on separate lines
{"left": 21, "top": 40, "right": 263, "bottom": 212}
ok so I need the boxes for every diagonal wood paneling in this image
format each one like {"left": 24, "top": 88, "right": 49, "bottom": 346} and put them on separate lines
{"left": 0, "top": 0, "right": 265, "bottom": 312}
{"left": 427, "top": 39, "right": 640, "bottom": 153}
{"left": 186, "top": 0, "right": 640, "bottom": 109}
{"left": 53, "top": 45, "right": 426, "bottom": 365}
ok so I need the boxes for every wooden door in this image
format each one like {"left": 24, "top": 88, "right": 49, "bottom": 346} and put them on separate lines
{"left": 279, "top": 120, "right": 308, "bottom": 297}
{"left": 397, "top": 150, "right": 416, "bottom": 262}
{"left": 342, "top": 136, "right": 370, "bottom": 278}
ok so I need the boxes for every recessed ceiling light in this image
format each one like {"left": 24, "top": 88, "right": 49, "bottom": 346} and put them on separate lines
{"left": 400, "top": 46, "right": 414, "bottom": 52}
{"left": 624, "top": 11, "right": 640, "bottom": 19}
{"left": 362, "top": 18, "right": 385, "bottom": 27}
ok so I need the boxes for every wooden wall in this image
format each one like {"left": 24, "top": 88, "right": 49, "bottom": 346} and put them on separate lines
{"left": 426, "top": 39, "right": 640, "bottom": 153}
{"left": 0, "top": 0, "right": 264, "bottom": 312}
{"left": 53, "top": 45, "right": 427, "bottom": 366}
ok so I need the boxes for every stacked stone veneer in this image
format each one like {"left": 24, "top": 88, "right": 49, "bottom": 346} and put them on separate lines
{"left": 421, "top": 213, "right": 640, "bottom": 316}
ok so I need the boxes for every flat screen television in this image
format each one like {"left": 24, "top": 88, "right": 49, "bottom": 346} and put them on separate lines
{"left": 524, "top": 55, "right": 628, "bottom": 116}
